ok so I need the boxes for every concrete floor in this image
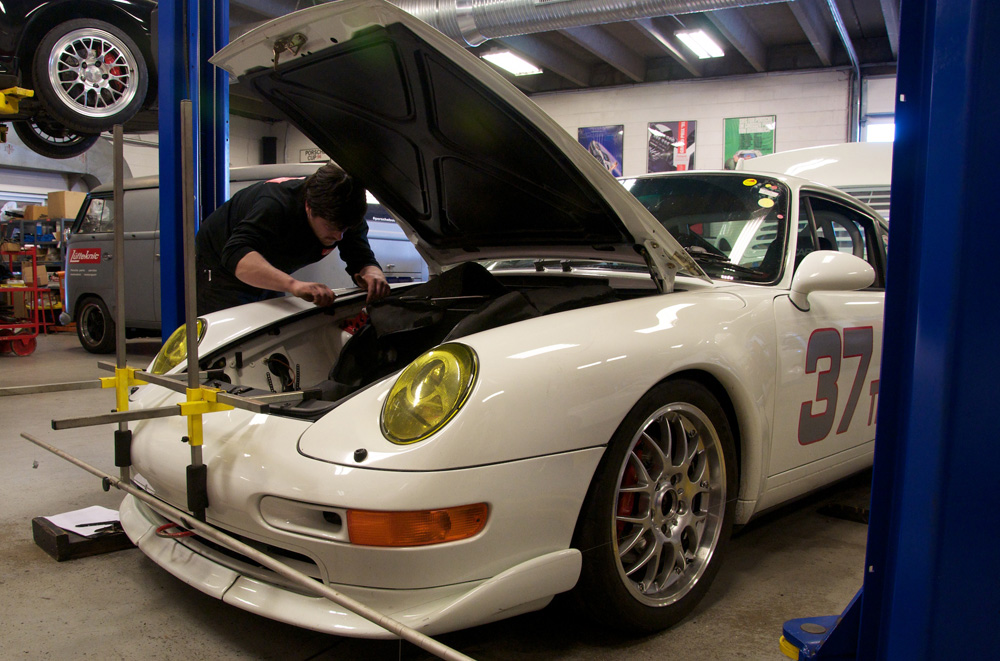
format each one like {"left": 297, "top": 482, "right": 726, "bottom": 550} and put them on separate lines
{"left": 1, "top": 333, "right": 871, "bottom": 660}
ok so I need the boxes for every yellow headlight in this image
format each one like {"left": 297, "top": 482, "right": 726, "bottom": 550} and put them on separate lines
{"left": 148, "top": 320, "right": 206, "bottom": 375}
{"left": 381, "top": 343, "right": 478, "bottom": 444}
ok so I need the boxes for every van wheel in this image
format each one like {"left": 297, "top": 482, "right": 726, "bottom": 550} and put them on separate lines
{"left": 77, "top": 297, "right": 115, "bottom": 353}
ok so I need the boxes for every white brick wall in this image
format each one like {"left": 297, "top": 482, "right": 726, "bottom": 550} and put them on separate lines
{"left": 531, "top": 69, "right": 854, "bottom": 175}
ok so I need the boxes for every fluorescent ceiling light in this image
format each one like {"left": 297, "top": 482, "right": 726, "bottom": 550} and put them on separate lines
{"left": 675, "top": 30, "right": 724, "bottom": 59}
{"left": 481, "top": 51, "right": 542, "bottom": 76}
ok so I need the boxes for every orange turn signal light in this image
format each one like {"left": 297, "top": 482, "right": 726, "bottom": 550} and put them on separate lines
{"left": 347, "top": 503, "right": 488, "bottom": 547}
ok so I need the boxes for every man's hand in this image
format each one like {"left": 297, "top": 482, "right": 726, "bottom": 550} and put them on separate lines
{"left": 290, "top": 280, "right": 337, "bottom": 307}
{"left": 354, "top": 265, "right": 391, "bottom": 303}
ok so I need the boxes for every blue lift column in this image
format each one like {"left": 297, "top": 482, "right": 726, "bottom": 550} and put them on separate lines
{"left": 158, "top": 1, "right": 229, "bottom": 341}
{"left": 781, "top": 0, "right": 1000, "bottom": 658}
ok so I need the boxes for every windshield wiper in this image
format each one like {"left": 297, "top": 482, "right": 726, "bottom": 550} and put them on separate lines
{"left": 684, "top": 247, "right": 767, "bottom": 278}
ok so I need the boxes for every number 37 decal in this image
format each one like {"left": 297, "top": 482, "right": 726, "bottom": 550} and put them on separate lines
{"left": 799, "top": 326, "right": 879, "bottom": 445}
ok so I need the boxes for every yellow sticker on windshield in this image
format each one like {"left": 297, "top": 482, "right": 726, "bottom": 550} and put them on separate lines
{"left": 743, "top": 178, "right": 757, "bottom": 186}
{"left": 758, "top": 197, "right": 775, "bottom": 208}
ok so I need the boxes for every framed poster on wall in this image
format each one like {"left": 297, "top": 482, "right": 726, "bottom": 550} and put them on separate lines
{"left": 578, "top": 125, "right": 624, "bottom": 177}
{"left": 647, "top": 121, "right": 696, "bottom": 172}
{"left": 723, "top": 115, "right": 776, "bottom": 169}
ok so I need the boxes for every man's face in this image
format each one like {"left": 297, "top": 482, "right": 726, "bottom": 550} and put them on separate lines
{"left": 305, "top": 203, "right": 346, "bottom": 246}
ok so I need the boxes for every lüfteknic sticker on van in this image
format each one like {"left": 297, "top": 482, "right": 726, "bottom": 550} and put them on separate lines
{"left": 68, "top": 248, "right": 102, "bottom": 264}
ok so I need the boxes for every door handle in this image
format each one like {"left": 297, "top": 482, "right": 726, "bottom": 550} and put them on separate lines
{"left": 104, "top": 254, "right": 113, "bottom": 261}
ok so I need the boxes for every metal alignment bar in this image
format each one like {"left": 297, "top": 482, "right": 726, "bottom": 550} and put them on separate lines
{"left": 0, "top": 381, "right": 104, "bottom": 397}
{"left": 20, "top": 432, "right": 475, "bottom": 661}
{"left": 52, "top": 407, "right": 183, "bottom": 431}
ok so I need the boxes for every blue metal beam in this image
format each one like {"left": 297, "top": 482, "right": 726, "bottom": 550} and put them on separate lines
{"left": 860, "top": 0, "right": 1000, "bottom": 656}
{"left": 158, "top": 1, "right": 229, "bottom": 341}
{"left": 782, "top": 0, "right": 1000, "bottom": 658}
{"left": 157, "top": 2, "right": 187, "bottom": 340}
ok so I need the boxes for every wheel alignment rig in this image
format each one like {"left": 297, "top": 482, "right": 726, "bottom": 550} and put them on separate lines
{"left": 1, "top": 116, "right": 474, "bottom": 661}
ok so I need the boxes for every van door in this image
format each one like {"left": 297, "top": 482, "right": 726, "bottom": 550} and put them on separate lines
{"left": 65, "top": 195, "right": 114, "bottom": 317}
{"left": 123, "top": 188, "right": 158, "bottom": 325}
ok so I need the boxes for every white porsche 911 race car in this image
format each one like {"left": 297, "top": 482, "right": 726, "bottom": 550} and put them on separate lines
{"left": 119, "top": 0, "right": 887, "bottom": 638}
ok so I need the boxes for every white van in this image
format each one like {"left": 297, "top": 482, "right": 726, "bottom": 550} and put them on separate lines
{"left": 61, "top": 164, "right": 427, "bottom": 353}
{"left": 736, "top": 142, "right": 892, "bottom": 220}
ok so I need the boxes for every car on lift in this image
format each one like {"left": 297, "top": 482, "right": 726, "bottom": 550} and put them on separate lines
{"left": 0, "top": 0, "right": 156, "bottom": 158}
{"left": 118, "top": 0, "right": 887, "bottom": 638}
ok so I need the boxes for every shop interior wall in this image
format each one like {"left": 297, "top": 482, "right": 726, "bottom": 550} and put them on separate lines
{"left": 532, "top": 69, "right": 854, "bottom": 176}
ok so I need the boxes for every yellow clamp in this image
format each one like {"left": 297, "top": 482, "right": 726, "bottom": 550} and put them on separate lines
{"left": 0, "top": 87, "right": 34, "bottom": 115}
{"left": 178, "top": 386, "right": 234, "bottom": 447}
{"left": 100, "top": 366, "right": 148, "bottom": 415}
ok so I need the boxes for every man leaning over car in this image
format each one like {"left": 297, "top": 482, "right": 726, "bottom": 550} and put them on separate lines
{"left": 195, "top": 162, "right": 390, "bottom": 315}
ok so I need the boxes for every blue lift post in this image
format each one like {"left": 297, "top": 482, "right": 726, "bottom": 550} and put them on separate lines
{"left": 158, "top": 1, "right": 229, "bottom": 340}
{"left": 781, "top": 0, "right": 1000, "bottom": 658}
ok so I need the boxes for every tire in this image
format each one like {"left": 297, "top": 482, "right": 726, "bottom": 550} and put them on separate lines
{"left": 32, "top": 19, "right": 148, "bottom": 133}
{"left": 572, "top": 379, "right": 738, "bottom": 633}
{"left": 76, "top": 297, "right": 115, "bottom": 354}
{"left": 12, "top": 118, "right": 99, "bottom": 159}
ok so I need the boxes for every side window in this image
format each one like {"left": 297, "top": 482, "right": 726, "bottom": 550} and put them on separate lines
{"left": 78, "top": 198, "right": 113, "bottom": 234}
{"left": 799, "top": 195, "right": 886, "bottom": 287}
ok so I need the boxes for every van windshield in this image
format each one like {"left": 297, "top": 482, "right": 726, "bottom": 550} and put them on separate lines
{"left": 75, "top": 197, "right": 113, "bottom": 234}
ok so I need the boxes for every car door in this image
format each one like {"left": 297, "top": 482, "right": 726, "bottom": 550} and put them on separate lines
{"left": 769, "top": 193, "right": 887, "bottom": 476}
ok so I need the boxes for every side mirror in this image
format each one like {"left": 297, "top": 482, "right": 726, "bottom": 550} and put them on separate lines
{"left": 789, "top": 250, "right": 875, "bottom": 311}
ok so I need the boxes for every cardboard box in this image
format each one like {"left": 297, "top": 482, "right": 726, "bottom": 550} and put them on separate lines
{"left": 20, "top": 262, "right": 48, "bottom": 285}
{"left": 23, "top": 205, "right": 48, "bottom": 221}
{"left": 46, "top": 191, "right": 87, "bottom": 219}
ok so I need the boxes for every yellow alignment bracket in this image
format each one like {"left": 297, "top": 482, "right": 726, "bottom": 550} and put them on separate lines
{"left": 179, "top": 387, "right": 234, "bottom": 447}
{"left": 0, "top": 87, "right": 34, "bottom": 115}
{"left": 100, "top": 366, "right": 148, "bottom": 415}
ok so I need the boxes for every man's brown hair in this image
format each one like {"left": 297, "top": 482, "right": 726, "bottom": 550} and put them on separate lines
{"left": 303, "top": 163, "right": 367, "bottom": 230}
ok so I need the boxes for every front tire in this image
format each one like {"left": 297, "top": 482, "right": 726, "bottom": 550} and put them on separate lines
{"left": 572, "top": 379, "right": 737, "bottom": 633}
{"left": 33, "top": 19, "right": 148, "bottom": 133}
{"left": 76, "top": 297, "right": 115, "bottom": 354}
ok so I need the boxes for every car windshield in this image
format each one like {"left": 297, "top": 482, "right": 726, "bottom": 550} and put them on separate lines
{"left": 623, "top": 174, "right": 790, "bottom": 283}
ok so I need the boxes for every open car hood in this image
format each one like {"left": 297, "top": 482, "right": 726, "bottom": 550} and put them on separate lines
{"left": 212, "top": 0, "right": 703, "bottom": 287}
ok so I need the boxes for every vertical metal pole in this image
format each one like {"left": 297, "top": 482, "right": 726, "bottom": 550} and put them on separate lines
{"left": 113, "top": 125, "right": 126, "bottom": 369}
{"left": 112, "top": 125, "right": 131, "bottom": 485}
{"left": 181, "top": 100, "right": 207, "bottom": 520}
{"left": 181, "top": 101, "right": 199, "bottom": 392}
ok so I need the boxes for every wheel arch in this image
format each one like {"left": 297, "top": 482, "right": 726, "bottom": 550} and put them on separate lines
{"left": 648, "top": 365, "right": 768, "bottom": 526}
{"left": 663, "top": 369, "right": 743, "bottom": 479}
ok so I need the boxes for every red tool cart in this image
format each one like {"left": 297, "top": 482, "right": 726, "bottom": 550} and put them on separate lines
{"left": 1, "top": 245, "right": 44, "bottom": 356}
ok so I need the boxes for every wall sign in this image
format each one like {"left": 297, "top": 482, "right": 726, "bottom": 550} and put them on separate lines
{"left": 724, "top": 115, "right": 776, "bottom": 169}
{"left": 647, "top": 120, "right": 696, "bottom": 172}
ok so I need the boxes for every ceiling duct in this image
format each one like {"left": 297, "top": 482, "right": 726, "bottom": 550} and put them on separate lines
{"left": 389, "top": 0, "right": 787, "bottom": 47}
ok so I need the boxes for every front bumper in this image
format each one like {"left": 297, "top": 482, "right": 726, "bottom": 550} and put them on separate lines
{"left": 120, "top": 495, "right": 581, "bottom": 637}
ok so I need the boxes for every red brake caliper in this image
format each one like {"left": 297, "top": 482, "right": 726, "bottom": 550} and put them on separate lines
{"left": 616, "top": 448, "right": 642, "bottom": 536}
{"left": 105, "top": 52, "right": 124, "bottom": 92}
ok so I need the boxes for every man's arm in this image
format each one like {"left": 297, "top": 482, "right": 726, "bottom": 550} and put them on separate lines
{"left": 234, "top": 251, "right": 336, "bottom": 306}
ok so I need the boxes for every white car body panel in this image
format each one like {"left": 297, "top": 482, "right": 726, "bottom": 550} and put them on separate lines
{"left": 118, "top": 0, "right": 890, "bottom": 638}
